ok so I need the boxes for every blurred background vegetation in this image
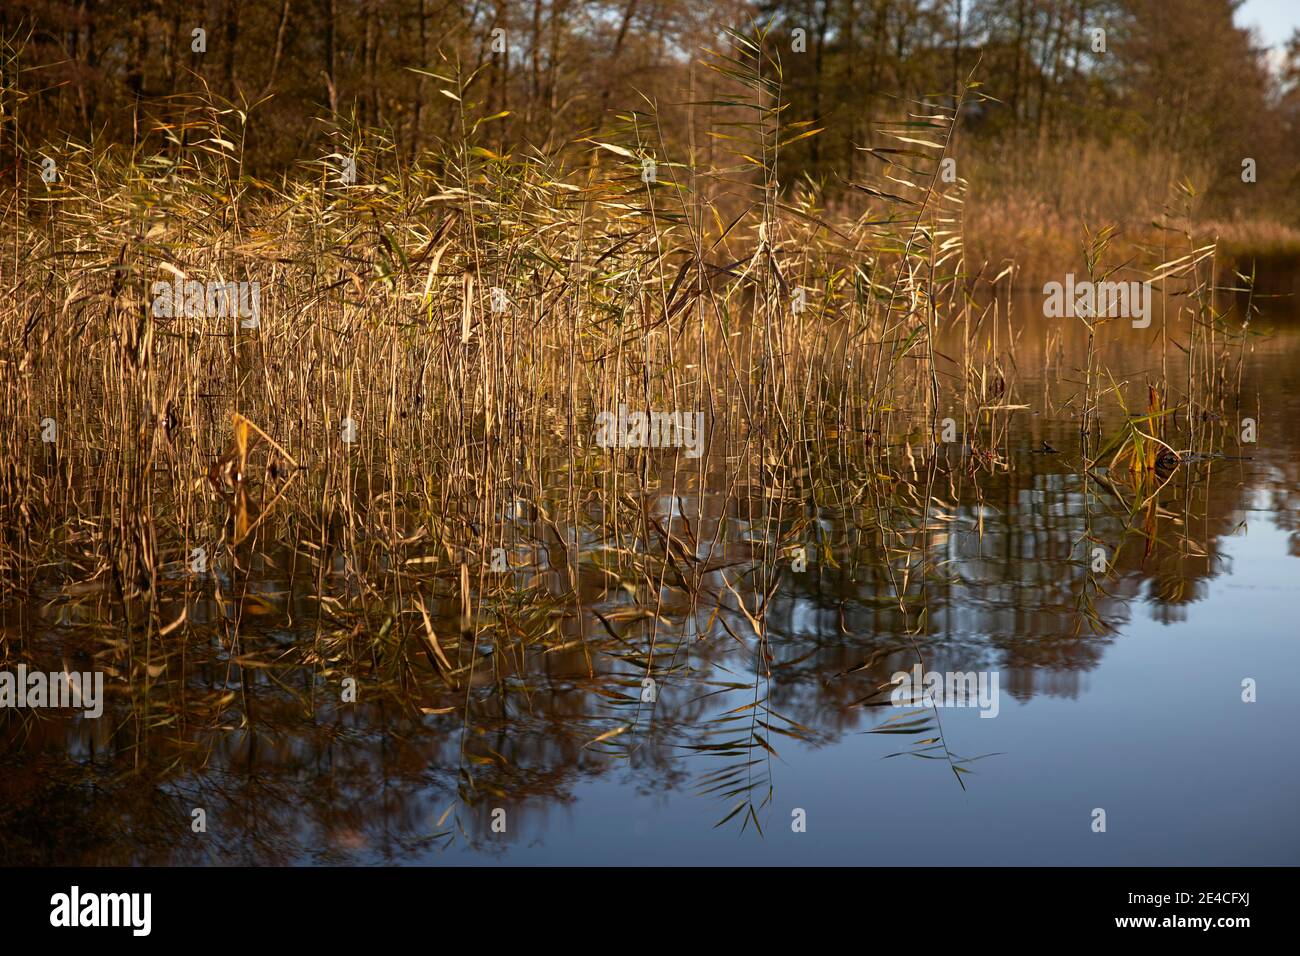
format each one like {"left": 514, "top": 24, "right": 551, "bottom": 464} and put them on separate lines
{"left": 3, "top": 1, "right": 1298, "bottom": 273}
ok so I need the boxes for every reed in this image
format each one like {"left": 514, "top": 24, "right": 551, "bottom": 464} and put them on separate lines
{"left": 0, "top": 25, "right": 1261, "bottom": 832}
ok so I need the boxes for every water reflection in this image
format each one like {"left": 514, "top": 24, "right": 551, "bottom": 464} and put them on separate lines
{"left": 3, "top": 296, "right": 1300, "bottom": 865}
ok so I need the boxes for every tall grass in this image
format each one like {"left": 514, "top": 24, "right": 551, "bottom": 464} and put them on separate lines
{"left": 960, "top": 136, "right": 1298, "bottom": 284}
{"left": 0, "top": 26, "right": 1263, "bottom": 827}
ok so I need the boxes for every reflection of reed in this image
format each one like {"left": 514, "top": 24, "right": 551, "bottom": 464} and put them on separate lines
{"left": 6, "top": 360, "right": 1288, "bottom": 863}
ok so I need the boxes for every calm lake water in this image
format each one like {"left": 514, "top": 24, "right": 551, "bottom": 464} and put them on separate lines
{"left": 3, "top": 291, "right": 1299, "bottom": 866}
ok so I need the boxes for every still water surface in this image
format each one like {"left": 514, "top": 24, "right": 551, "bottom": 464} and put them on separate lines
{"left": 3, "top": 294, "right": 1299, "bottom": 865}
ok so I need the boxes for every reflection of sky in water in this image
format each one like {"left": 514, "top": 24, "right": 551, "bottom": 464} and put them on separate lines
{"left": 432, "top": 517, "right": 1299, "bottom": 866}
{"left": 6, "top": 302, "right": 1300, "bottom": 865}
{"left": 411, "top": 314, "right": 1300, "bottom": 866}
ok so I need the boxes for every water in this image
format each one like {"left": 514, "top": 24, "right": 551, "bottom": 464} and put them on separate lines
{"left": 3, "top": 293, "right": 1299, "bottom": 865}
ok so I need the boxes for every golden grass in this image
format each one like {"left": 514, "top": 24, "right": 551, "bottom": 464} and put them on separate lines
{"left": 0, "top": 34, "right": 1267, "bottom": 815}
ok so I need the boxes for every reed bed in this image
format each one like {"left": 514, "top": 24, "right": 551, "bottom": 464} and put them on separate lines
{"left": 0, "top": 28, "right": 1263, "bottom": 832}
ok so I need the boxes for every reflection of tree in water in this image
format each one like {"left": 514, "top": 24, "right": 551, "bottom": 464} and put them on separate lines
{"left": 5, "top": 324, "right": 1300, "bottom": 863}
